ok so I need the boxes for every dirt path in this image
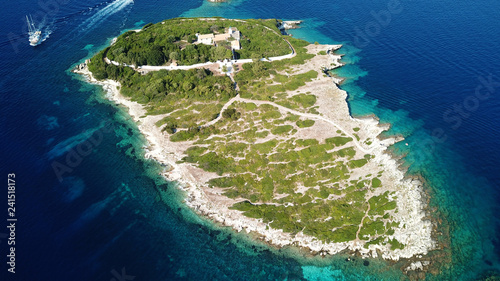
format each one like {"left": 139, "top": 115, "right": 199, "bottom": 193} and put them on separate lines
{"left": 200, "top": 93, "right": 371, "bottom": 154}
{"left": 236, "top": 96, "right": 371, "bottom": 153}
{"left": 356, "top": 204, "right": 371, "bottom": 240}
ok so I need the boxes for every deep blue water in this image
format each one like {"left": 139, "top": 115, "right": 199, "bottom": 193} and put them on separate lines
{"left": 1, "top": 0, "right": 499, "bottom": 280}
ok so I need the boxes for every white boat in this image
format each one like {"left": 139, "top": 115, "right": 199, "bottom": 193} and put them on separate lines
{"left": 26, "top": 15, "right": 42, "bottom": 46}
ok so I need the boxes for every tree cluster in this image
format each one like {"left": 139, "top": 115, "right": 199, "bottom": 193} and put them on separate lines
{"left": 222, "top": 108, "right": 241, "bottom": 120}
{"left": 105, "top": 18, "right": 290, "bottom": 66}
{"left": 88, "top": 49, "right": 236, "bottom": 105}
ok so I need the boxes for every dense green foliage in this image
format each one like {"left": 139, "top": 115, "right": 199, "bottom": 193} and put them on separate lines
{"left": 368, "top": 192, "right": 398, "bottom": 216}
{"left": 176, "top": 101, "right": 397, "bottom": 243}
{"left": 88, "top": 47, "right": 237, "bottom": 128}
{"left": 233, "top": 37, "right": 322, "bottom": 114}
{"left": 86, "top": 18, "right": 402, "bottom": 247}
{"left": 371, "top": 177, "right": 382, "bottom": 188}
{"left": 106, "top": 18, "right": 290, "bottom": 66}
{"left": 326, "top": 136, "right": 353, "bottom": 147}
{"left": 222, "top": 108, "right": 241, "bottom": 120}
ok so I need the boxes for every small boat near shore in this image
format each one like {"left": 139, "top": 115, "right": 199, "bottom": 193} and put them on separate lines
{"left": 26, "top": 15, "right": 42, "bottom": 46}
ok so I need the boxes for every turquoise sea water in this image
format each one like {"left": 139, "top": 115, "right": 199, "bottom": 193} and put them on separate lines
{"left": 1, "top": 0, "right": 499, "bottom": 280}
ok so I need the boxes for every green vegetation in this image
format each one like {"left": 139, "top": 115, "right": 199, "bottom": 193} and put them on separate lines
{"left": 238, "top": 70, "right": 319, "bottom": 104}
{"left": 86, "top": 17, "right": 402, "bottom": 248}
{"left": 230, "top": 200, "right": 364, "bottom": 242}
{"left": 348, "top": 158, "right": 368, "bottom": 168}
{"left": 353, "top": 133, "right": 360, "bottom": 141}
{"left": 106, "top": 18, "right": 290, "bottom": 66}
{"left": 175, "top": 100, "right": 394, "bottom": 243}
{"left": 291, "top": 93, "right": 317, "bottom": 108}
{"left": 388, "top": 238, "right": 405, "bottom": 250}
{"left": 359, "top": 219, "right": 385, "bottom": 239}
{"left": 271, "top": 125, "right": 293, "bottom": 135}
{"left": 89, "top": 47, "right": 236, "bottom": 128}
{"left": 368, "top": 192, "right": 397, "bottom": 216}
{"left": 234, "top": 37, "right": 319, "bottom": 111}
{"left": 326, "top": 136, "right": 353, "bottom": 147}
{"left": 371, "top": 177, "right": 382, "bottom": 188}
{"left": 296, "top": 119, "right": 315, "bottom": 128}
{"left": 364, "top": 236, "right": 385, "bottom": 248}
{"left": 222, "top": 108, "right": 241, "bottom": 120}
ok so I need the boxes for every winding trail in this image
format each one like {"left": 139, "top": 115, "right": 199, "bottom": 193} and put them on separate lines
{"left": 238, "top": 97, "right": 370, "bottom": 153}
{"left": 356, "top": 204, "right": 371, "bottom": 241}
{"left": 203, "top": 93, "right": 372, "bottom": 154}
{"left": 107, "top": 18, "right": 367, "bottom": 153}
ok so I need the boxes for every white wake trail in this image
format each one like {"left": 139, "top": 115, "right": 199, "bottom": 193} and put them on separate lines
{"left": 78, "top": 0, "right": 134, "bottom": 32}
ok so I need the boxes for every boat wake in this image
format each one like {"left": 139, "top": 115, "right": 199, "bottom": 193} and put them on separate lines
{"left": 78, "top": 0, "right": 134, "bottom": 33}
{"left": 0, "top": 0, "right": 133, "bottom": 50}
{"left": 39, "top": 23, "right": 53, "bottom": 45}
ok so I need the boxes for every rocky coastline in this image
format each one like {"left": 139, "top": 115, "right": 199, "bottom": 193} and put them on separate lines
{"left": 74, "top": 41, "right": 436, "bottom": 268}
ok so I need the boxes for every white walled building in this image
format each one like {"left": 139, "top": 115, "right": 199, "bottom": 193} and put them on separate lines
{"left": 196, "top": 27, "right": 241, "bottom": 50}
{"left": 196, "top": 33, "right": 214, "bottom": 45}
{"left": 228, "top": 27, "right": 240, "bottom": 40}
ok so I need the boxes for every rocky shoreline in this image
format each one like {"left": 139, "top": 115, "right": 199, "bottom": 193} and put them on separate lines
{"left": 74, "top": 42, "right": 436, "bottom": 268}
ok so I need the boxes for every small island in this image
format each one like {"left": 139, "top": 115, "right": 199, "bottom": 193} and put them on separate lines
{"left": 75, "top": 17, "right": 435, "bottom": 265}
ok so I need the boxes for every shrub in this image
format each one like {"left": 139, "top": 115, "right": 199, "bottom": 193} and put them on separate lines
{"left": 371, "top": 177, "right": 381, "bottom": 188}
{"left": 325, "top": 137, "right": 353, "bottom": 146}
{"left": 272, "top": 125, "right": 293, "bottom": 135}
{"left": 296, "top": 119, "right": 315, "bottom": 128}
{"left": 222, "top": 108, "right": 241, "bottom": 120}
{"left": 388, "top": 238, "right": 405, "bottom": 250}
{"left": 291, "top": 93, "right": 317, "bottom": 108}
